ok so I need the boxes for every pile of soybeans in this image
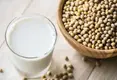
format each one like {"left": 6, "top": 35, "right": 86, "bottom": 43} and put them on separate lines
{"left": 62, "top": 0, "right": 117, "bottom": 50}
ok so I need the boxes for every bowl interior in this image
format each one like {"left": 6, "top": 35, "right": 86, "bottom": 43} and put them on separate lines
{"left": 57, "top": 0, "right": 117, "bottom": 58}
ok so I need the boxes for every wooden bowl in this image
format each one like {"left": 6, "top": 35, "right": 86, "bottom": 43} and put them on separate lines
{"left": 57, "top": 0, "right": 117, "bottom": 59}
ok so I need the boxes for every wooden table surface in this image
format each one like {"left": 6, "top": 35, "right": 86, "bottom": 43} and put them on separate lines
{"left": 0, "top": 0, "right": 117, "bottom": 80}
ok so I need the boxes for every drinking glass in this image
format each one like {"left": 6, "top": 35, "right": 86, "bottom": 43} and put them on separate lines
{"left": 5, "top": 14, "right": 57, "bottom": 78}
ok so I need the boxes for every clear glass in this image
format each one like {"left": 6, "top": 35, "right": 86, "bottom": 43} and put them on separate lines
{"left": 5, "top": 14, "right": 57, "bottom": 78}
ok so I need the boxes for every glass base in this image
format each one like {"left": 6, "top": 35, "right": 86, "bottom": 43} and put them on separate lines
{"left": 14, "top": 62, "right": 51, "bottom": 79}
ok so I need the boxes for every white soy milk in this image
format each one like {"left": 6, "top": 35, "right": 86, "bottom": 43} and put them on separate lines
{"left": 6, "top": 16, "right": 57, "bottom": 78}
{"left": 8, "top": 18, "right": 55, "bottom": 58}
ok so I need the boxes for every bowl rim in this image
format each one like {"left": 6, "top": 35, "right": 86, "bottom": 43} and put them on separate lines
{"left": 57, "top": 0, "right": 117, "bottom": 54}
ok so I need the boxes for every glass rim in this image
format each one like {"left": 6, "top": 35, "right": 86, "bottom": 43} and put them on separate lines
{"left": 5, "top": 14, "right": 57, "bottom": 60}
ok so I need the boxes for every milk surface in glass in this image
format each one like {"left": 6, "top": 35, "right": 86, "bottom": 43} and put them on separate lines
{"left": 5, "top": 15, "right": 57, "bottom": 78}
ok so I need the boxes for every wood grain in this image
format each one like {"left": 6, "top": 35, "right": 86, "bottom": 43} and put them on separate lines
{"left": 1, "top": 0, "right": 117, "bottom": 80}
{"left": 88, "top": 57, "right": 117, "bottom": 80}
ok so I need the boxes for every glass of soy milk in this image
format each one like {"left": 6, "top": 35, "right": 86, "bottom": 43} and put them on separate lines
{"left": 5, "top": 14, "right": 57, "bottom": 78}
